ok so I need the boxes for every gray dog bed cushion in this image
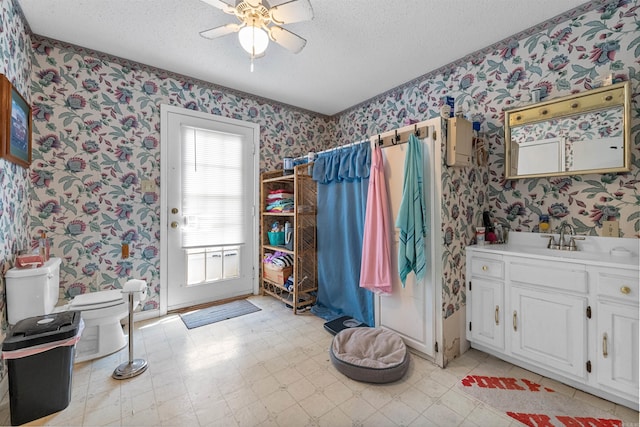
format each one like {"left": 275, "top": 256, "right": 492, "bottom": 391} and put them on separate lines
{"left": 330, "top": 327, "right": 409, "bottom": 383}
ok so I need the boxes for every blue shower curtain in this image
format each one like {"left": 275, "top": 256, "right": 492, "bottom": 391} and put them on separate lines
{"left": 311, "top": 142, "right": 374, "bottom": 326}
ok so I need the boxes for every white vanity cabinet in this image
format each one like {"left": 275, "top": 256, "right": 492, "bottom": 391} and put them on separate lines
{"left": 466, "top": 243, "right": 639, "bottom": 410}
{"left": 466, "top": 254, "right": 504, "bottom": 351}
{"left": 593, "top": 267, "right": 639, "bottom": 400}
{"left": 509, "top": 259, "right": 588, "bottom": 382}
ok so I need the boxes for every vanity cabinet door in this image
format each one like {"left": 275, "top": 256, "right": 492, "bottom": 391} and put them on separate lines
{"left": 596, "top": 301, "right": 639, "bottom": 400}
{"left": 510, "top": 285, "right": 588, "bottom": 381}
{"left": 468, "top": 277, "right": 504, "bottom": 351}
{"left": 594, "top": 267, "right": 639, "bottom": 401}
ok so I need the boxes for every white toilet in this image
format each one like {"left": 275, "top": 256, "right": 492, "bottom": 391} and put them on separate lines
{"left": 5, "top": 257, "right": 147, "bottom": 363}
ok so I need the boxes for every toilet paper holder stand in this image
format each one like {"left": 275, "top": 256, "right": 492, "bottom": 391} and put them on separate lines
{"left": 113, "top": 279, "right": 148, "bottom": 380}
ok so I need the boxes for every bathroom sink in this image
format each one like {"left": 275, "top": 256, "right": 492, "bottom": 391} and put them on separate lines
{"left": 470, "top": 232, "right": 640, "bottom": 268}
{"left": 515, "top": 246, "right": 604, "bottom": 261}
{"left": 471, "top": 231, "right": 640, "bottom": 268}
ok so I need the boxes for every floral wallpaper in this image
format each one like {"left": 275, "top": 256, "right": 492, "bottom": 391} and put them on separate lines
{"left": 0, "top": 0, "right": 637, "bottom": 376}
{"left": 334, "top": 0, "right": 639, "bottom": 328}
{"left": 28, "top": 37, "right": 332, "bottom": 312}
{"left": 0, "top": 0, "right": 32, "bottom": 381}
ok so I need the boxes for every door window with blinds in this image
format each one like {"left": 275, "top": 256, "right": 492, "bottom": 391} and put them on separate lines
{"left": 181, "top": 125, "right": 244, "bottom": 285}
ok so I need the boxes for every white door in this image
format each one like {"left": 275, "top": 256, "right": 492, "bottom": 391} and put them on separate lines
{"left": 374, "top": 121, "right": 437, "bottom": 359}
{"left": 160, "top": 105, "right": 258, "bottom": 312}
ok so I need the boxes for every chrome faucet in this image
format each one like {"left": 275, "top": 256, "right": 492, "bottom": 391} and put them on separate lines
{"left": 558, "top": 221, "right": 575, "bottom": 249}
{"left": 558, "top": 221, "right": 584, "bottom": 251}
{"left": 541, "top": 221, "right": 584, "bottom": 251}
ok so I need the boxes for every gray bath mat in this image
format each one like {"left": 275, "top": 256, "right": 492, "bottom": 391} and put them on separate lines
{"left": 180, "top": 299, "right": 261, "bottom": 329}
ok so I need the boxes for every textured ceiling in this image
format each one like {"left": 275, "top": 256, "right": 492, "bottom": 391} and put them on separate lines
{"left": 17, "top": 0, "right": 590, "bottom": 116}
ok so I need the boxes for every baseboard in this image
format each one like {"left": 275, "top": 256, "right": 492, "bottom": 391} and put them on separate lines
{"left": 134, "top": 308, "right": 160, "bottom": 322}
{"left": 167, "top": 294, "right": 254, "bottom": 314}
{"left": 120, "top": 308, "right": 160, "bottom": 325}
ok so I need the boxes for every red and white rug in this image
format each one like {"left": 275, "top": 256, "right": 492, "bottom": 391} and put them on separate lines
{"left": 458, "top": 374, "right": 624, "bottom": 427}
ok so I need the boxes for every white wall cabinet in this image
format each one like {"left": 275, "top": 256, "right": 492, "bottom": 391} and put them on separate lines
{"left": 466, "top": 246, "right": 639, "bottom": 411}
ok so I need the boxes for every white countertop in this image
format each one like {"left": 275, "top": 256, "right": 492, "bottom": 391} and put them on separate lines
{"left": 467, "top": 232, "right": 640, "bottom": 270}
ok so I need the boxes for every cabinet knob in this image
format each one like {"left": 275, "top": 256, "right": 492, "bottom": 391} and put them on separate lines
{"left": 620, "top": 286, "right": 631, "bottom": 295}
{"left": 482, "top": 265, "right": 488, "bottom": 271}
{"left": 170, "top": 222, "right": 178, "bottom": 229}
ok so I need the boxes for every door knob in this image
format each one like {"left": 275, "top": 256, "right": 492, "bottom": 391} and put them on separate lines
{"left": 170, "top": 221, "right": 178, "bottom": 229}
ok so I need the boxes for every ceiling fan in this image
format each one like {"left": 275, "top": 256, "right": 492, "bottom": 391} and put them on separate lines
{"left": 199, "top": 0, "right": 313, "bottom": 71}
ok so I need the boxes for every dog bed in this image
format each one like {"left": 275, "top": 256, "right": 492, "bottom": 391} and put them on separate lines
{"left": 329, "top": 327, "right": 409, "bottom": 383}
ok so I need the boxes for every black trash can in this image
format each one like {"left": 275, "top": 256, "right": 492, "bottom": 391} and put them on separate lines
{"left": 2, "top": 311, "right": 81, "bottom": 426}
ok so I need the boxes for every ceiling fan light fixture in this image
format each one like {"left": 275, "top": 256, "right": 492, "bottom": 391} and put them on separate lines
{"left": 200, "top": 0, "right": 313, "bottom": 71}
{"left": 238, "top": 22, "right": 269, "bottom": 56}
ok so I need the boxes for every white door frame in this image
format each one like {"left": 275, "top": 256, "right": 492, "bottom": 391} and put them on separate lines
{"left": 432, "top": 119, "right": 445, "bottom": 368}
{"left": 159, "top": 104, "right": 260, "bottom": 316}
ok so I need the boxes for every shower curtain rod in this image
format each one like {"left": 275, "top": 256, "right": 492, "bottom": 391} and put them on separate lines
{"left": 310, "top": 118, "right": 436, "bottom": 158}
{"left": 313, "top": 139, "right": 369, "bottom": 156}
{"left": 370, "top": 119, "right": 435, "bottom": 149}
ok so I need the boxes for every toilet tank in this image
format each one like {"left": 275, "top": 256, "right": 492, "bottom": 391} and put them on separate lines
{"left": 5, "top": 257, "right": 62, "bottom": 325}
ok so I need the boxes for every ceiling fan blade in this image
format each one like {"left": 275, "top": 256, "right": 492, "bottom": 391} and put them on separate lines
{"left": 199, "top": 0, "right": 236, "bottom": 14}
{"left": 269, "top": 26, "right": 307, "bottom": 54}
{"left": 200, "top": 23, "right": 242, "bottom": 39}
{"left": 269, "top": 0, "right": 313, "bottom": 25}
{"left": 244, "top": 0, "right": 264, "bottom": 8}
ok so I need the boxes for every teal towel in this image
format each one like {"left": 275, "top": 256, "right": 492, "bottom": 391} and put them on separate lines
{"left": 395, "top": 134, "right": 427, "bottom": 286}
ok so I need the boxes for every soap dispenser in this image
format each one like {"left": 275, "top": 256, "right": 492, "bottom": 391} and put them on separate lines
{"left": 539, "top": 215, "right": 550, "bottom": 233}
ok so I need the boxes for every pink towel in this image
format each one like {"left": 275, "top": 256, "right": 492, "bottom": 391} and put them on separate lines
{"left": 359, "top": 145, "right": 392, "bottom": 294}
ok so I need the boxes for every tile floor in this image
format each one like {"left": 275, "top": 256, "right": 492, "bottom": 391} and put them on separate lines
{"left": 0, "top": 295, "right": 638, "bottom": 426}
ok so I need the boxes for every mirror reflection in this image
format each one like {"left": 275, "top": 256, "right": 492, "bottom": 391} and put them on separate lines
{"left": 505, "top": 81, "right": 630, "bottom": 179}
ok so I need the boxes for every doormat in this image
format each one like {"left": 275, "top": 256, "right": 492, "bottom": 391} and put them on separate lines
{"left": 458, "top": 374, "right": 623, "bottom": 426}
{"left": 180, "top": 299, "right": 261, "bottom": 329}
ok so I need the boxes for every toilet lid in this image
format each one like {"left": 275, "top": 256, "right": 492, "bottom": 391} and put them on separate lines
{"left": 70, "top": 289, "right": 124, "bottom": 309}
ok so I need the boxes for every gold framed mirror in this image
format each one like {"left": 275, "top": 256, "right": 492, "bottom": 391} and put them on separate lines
{"left": 504, "top": 81, "right": 631, "bottom": 179}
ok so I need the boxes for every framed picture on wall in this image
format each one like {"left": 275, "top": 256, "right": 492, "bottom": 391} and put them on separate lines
{"left": 0, "top": 74, "right": 32, "bottom": 168}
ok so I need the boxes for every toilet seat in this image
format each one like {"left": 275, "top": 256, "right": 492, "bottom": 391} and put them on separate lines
{"left": 70, "top": 290, "right": 125, "bottom": 311}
